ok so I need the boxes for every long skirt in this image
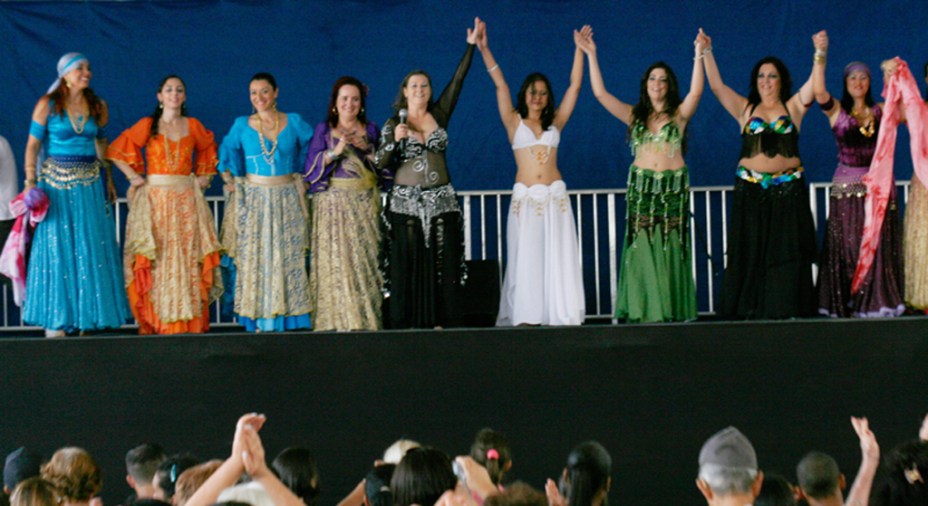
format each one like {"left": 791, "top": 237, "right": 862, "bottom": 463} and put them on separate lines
{"left": 905, "top": 178, "right": 928, "bottom": 309}
{"left": 721, "top": 171, "right": 817, "bottom": 319}
{"left": 384, "top": 184, "right": 464, "bottom": 329}
{"left": 223, "top": 177, "right": 311, "bottom": 332}
{"left": 23, "top": 156, "right": 129, "bottom": 331}
{"left": 615, "top": 166, "right": 696, "bottom": 323}
{"left": 817, "top": 165, "right": 904, "bottom": 317}
{"left": 309, "top": 180, "right": 383, "bottom": 331}
{"left": 124, "top": 175, "right": 223, "bottom": 334}
{"left": 496, "top": 181, "right": 584, "bottom": 326}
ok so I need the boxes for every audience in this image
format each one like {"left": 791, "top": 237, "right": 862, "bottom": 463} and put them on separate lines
{"left": 152, "top": 455, "right": 199, "bottom": 504}
{"left": 470, "top": 428, "right": 512, "bottom": 488}
{"left": 695, "top": 427, "right": 762, "bottom": 506}
{"left": 546, "top": 441, "right": 612, "bottom": 506}
{"left": 41, "top": 447, "right": 102, "bottom": 506}
{"left": 9, "top": 478, "right": 57, "bottom": 506}
{"left": 124, "top": 444, "right": 167, "bottom": 504}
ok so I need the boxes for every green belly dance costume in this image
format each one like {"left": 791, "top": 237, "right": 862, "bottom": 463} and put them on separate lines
{"left": 615, "top": 121, "right": 697, "bottom": 322}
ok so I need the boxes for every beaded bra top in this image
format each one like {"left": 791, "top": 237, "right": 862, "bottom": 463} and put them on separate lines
{"left": 740, "top": 113, "right": 799, "bottom": 159}
{"left": 629, "top": 121, "right": 682, "bottom": 158}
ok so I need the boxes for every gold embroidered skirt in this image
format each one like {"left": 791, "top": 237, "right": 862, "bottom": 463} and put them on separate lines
{"left": 124, "top": 175, "right": 223, "bottom": 334}
{"left": 905, "top": 178, "right": 928, "bottom": 308}
{"left": 309, "top": 178, "right": 383, "bottom": 331}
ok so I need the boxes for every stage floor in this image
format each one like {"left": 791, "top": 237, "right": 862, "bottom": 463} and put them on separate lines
{"left": 1, "top": 317, "right": 926, "bottom": 506}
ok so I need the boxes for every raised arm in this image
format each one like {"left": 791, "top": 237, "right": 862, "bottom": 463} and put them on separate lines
{"left": 575, "top": 28, "right": 632, "bottom": 125}
{"left": 551, "top": 26, "right": 588, "bottom": 130}
{"left": 701, "top": 31, "right": 749, "bottom": 121}
{"left": 475, "top": 19, "right": 520, "bottom": 136}
{"left": 679, "top": 28, "right": 708, "bottom": 124}
{"left": 845, "top": 417, "right": 880, "bottom": 506}
{"left": 787, "top": 30, "right": 826, "bottom": 126}
{"left": 433, "top": 17, "right": 480, "bottom": 125}
{"left": 185, "top": 413, "right": 267, "bottom": 506}
{"left": 810, "top": 31, "right": 839, "bottom": 122}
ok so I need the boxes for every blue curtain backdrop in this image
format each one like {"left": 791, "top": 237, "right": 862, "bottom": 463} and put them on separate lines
{"left": 1, "top": 0, "right": 927, "bottom": 193}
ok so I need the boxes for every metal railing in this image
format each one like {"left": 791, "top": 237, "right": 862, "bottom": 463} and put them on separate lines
{"left": 0, "top": 180, "right": 912, "bottom": 330}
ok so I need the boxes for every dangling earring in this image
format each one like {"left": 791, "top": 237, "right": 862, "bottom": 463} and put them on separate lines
{"left": 159, "top": 102, "right": 164, "bottom": 109}
{"left": 272, "top": 101, "right": 278, "bottom": 113}
{"left": 361, "top": 107, "right": 365, "bottom": 113}
{"left": 332, "top": 107, "right": 337, "bottom": 113}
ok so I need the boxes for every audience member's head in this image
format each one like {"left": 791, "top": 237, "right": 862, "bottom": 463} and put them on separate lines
{"left": 756, "top": 474, "right": 797, "bottom": 506}
{"left": 216, "top": 481, "right": 274, "bottom": 506}
{"left": 271, "top": 447, "right": 319, "bottom": 506}
{"left": 797, "top": 452, "right": 844, "bottom": 501}
{"left": 919, "top": 411, "right": 928, "bottom": 441}
{"left": 363, "top": 464, "right": 395, "bottom": 506}
{"left": 4, "top": 449, "right": 43, "bottom": 495}
{"left": 484, "top": 482, "right": 547, "bottom": 506}
{"left": 41, "top": 447, "right": 102, "bottom": 503}
{"left": 470, "top": 428, "right": 512, "bottom": 486}
{"left": 9, "top": 478, "right": 57, "bottom": 506}
{"left": 873, "top": 440, "right": 928, "bottom": 506}
{"left": 696, "top": 427, "right": 762, "bottom": 504}
{"left": 152, "top": 455, "right": 199, "bottom": 503}
{"left": 383, "top": 440, "right": 421, "bottom": 465}
{"left": 562, "top": 441, "right": 611, "bottom": 506}
{"left": 391, "top": 447, "right": 456, "bottom": 506}
{"left": 173, "top": 460, "right": 221, "bottom": 506}
{"left": 130, "top": 500, "right": 171, "bottom": 506}
{"left": 125, "top": 444, "right": 167, "bottom": 499}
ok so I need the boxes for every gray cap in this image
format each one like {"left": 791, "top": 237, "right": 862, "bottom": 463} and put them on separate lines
{"left": 4, "top": 447, "right": 42, "bottom": 491}
{"left": 698, "top": 427, "right": 757, "bottom": 469}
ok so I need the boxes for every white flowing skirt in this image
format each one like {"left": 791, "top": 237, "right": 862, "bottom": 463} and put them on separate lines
{"left": 496, "top": 180, "right": 585, "bottom": 326}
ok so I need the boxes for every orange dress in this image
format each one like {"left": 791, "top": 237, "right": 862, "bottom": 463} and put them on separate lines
{"left": 106, "top": 117, "right": 222, "bottom": 334}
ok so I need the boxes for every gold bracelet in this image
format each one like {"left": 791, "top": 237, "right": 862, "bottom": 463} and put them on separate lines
{"left": 814, "top": 54, "right": 826, "bottom": 64}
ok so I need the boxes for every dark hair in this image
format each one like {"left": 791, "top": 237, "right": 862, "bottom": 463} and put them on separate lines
{"left": 470, "top": 428, "right": 511, "bottom": 486}
{"left": 391, "top": 447, "right": 456, "bottom": 506}
{"left": 756, "top": 474, "right": 797, "bottom": 506}
{"left": 47, "top": 83, "right": 106, "bottom": 125}
{"left": 839, "top": 69, "right": 875, "bottom": 114}
{"left": 154, "top": 454, "right": 199, "bottom": 501}
{"left": 271, "top": 447, "right": 319, "bottom": 506}
{"left": 392, "top": 70, "right": 433, "bottom": 118}
{"left": 326, "top": 76, "right": 368, "bottom": 127}
{"left": 747, "top": 57, "right": 793, "bottom": 110}
{"left": 250, "top": 72, "right": 278, "bottom": 90}
{"left": 629, "top": 62, "right": 687, "bottom": 155}
{"left": 873, "top": 440, "right": 928, "bottom": 506}
{"left": 149, "top": 75, "right": 189, "bottom": 138}
{"left": 797, "top": 451, "right": 840, "bottom": 499}
{"left": 364, "top": 464, "right": 396, "bottom": 506}
{"left": 563, "top": 441, "right": 611, "bottom": 506}
{"left": 516, "top": 73, "right": 556, "bottom": 131}
{"left": 125, "top": 444, "right": 166, "bottom": 485}
{"left": 484, "top": 482, "right": 547, "bottom": 506}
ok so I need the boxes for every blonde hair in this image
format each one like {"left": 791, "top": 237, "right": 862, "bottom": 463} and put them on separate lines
{"left": 41, "top": 448, "right": 101, "bottom": 502}
{"left": 174, "top": 460, "right": 223, "bottom": 506}
{"left": 11, "top": 477, "right": 59, "bottom": 506}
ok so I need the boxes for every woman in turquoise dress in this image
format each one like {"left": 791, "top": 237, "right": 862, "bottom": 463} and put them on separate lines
{"left": 218, "top": 72, "right": 314, "bottom": 332}
{"left": 576, "top": 31, "right": 706, "bottom": 322}
{"left": 22, "top": 52, "right": 130, "bottom": 337}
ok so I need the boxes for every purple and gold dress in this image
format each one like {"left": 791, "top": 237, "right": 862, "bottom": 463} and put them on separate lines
{"left": 817, "top": 105, "right": 905, "bottom": 317}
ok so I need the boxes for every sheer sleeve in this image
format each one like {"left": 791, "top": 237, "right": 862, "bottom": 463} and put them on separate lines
{"left": 432, "top": 43, "right": 476, "bottom": 127}
{"left": 373, "top": 118, "right": 399, "bottom": 170}
{"left": 188, "top": 118, "right": 219, "bottom": 175}
{"left": 305, "top": 122, "right": 334, "bottom": 192}
{"left": 366, "top": 121, "right": 392, "bottom": 189}
{"left": 218, "top": 117, "right": 247, "bottom": 176}
{"left": 105, "top": 117, "right": 152, "bottom": 173}
{"left": 292, "top": 114, "right": 314, "bottom": 174}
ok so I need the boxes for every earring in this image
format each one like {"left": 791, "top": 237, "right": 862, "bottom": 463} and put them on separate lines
{"left": 159, "top": 102, "right": 164, "bottom": 109}
{"left": 361, "top": 107, "right": 365, "bottom": 113}
{"left": 332, "top": 107, "right": 337, "bottom": 113}
{"left": 272, "top": 101, "right": 278, "bottom": 112}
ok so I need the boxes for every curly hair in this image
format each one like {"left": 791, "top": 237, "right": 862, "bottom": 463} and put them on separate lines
{"left": 41, "top": 447, "right": 102, "bottom": 502}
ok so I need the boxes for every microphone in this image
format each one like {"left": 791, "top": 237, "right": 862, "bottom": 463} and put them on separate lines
{"left": 398, "top": 108, "right": 408, "bottom": 151}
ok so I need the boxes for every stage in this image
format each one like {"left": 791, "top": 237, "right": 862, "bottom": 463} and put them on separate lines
{"left": 1, "top": 317, "right": 926, "bottom": 506}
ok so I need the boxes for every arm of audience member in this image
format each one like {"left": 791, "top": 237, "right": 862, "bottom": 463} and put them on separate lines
{"left": 845, "top": 416, "right": 880, "bottom": 506}
{"left": 184, "top": 413, "right": 267, "bottom": 506}
{"left": 335, "top": 479, "right": 366, "bottom": 506}
{"left": 454, "top": 456, "right": 498, "bottom": 501}
{"left": 241, "top": 421, "right": 305, "bottom": 506}
{"left": 544, "top": 479, "right": 566, "bottom": 506}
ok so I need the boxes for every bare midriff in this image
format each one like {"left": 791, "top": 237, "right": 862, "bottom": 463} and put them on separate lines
{"left": 513, "top": 147, "right": 563, "bottom": 185}
{"left": 738, "top": 153, "right": 801, "bottom": 174}
{"left": 632, "top": 150, "right": 686, "bottom": 172}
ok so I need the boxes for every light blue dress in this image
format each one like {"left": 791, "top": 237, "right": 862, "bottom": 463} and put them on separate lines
{"left": 218, "top": 113, "right": 313, "bottom": 332}
{"left": 24, "top": 110, "right": 130, "bottom": 332}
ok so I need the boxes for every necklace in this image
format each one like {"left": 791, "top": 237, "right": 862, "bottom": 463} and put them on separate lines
{"left": 851, "top": 107, "right": 876, "bottom": 138}
{"left": 66, "top": 106, "right": 88, "bottom": 134}
{"left": 529, "top": 145, "right": 552, "bottom": 165}
{"left": 257, "top": 112, "right": 280, "bottom": 165}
